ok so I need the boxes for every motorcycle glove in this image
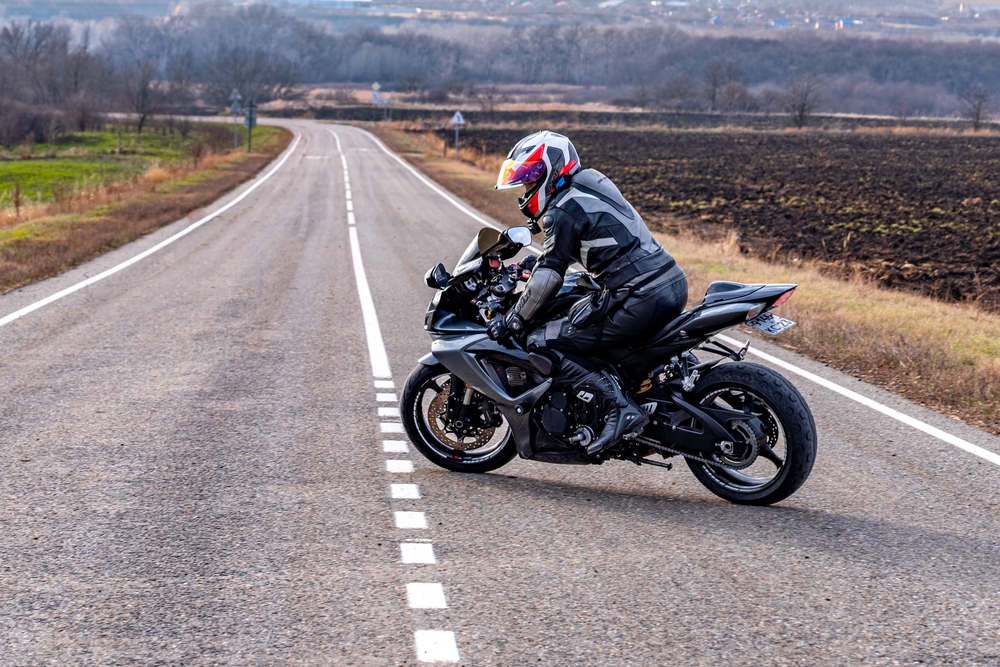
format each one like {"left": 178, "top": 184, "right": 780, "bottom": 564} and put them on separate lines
{"left": 487, "top": 316, "right": 509, "bottom": 341}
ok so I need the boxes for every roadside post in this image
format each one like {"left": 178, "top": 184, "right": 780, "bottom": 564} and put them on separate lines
{"left": 372, "top": 82, "right": 391, "bottom": 124}
{"left": 229, "top": 89, "right": 243, "bottom": 149}
{"left": 244, "top": 99, "right": 257, "bottom": 152}
{"left": 450, "top": 110, "right": 465, "bottom": 159}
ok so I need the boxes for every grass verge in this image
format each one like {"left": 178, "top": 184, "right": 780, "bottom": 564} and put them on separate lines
{"left": 372, "top": 124, "right": 1000, "bottom": 436}
{"left": 0, "top": 124, "right": 290, "bottom": 294}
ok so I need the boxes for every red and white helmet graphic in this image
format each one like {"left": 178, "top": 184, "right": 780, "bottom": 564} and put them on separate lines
{"left": 496, "top": 131, "right": 581, "bottom": 219}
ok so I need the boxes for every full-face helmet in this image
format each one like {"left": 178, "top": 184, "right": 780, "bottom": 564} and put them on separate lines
{"left": 495, "top": 131, "right": 581, "bottom": 220}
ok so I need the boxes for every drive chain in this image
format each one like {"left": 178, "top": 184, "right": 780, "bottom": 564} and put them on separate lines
{"left": 634, "top": 435, "right": 745, "bottom": 471}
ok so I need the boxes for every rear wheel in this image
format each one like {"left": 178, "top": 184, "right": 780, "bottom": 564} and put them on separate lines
{"left": 684, "top": 362, "right": 816, "bottom": 505}
{"left": 400, "top": 363, "right": 518, "bottom": 473}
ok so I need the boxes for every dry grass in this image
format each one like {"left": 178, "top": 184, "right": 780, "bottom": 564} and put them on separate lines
{"left": 0, "top": 129, "right": 292, "bottom": 295}
{"left": 373, "top": 124, "right": 1000, "bottom": 435}
{"left": 0, "top": 152, "right": 236, "bottom": 230}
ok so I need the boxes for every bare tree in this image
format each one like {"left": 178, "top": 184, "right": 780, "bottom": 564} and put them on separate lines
{"left": 758, "top": 88, "right": 784, "bottom": 115}
{"left": 633, "top": 80, "right": 651, "bottom": 110}
{"left": 656, "top": 75, "right": 699, "bottom": 111}
{"left": 703, "top": 59, "right": 743, "bottom": 112}
{"left": 719, "top": 82, "right": 755, "bottom": 113}
{"left": 475, "top": 84, "right": 507, "bottom": 112}
{"left": 889, "top": 92, "right": 915, "bottom": 123}
{"left": 120, "top": 61, "right": 164, "bottom": 133}
{"left": 959, "top": 84, "right": 991, "bottom": 131}
{"left": 784, "top": 76, "right": 822, "bottom": 128}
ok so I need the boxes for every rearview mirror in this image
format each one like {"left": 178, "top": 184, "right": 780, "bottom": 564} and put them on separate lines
{"left": 503, "top": 226, "right": 533, "bottom": 247}
{"left": 424, "top": 263, "right": 450, "bottom": 289}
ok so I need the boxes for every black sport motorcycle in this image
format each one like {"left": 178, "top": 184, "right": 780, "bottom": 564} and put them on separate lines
{"left": 400, "top": 226, "right": 816, "bottom": 505}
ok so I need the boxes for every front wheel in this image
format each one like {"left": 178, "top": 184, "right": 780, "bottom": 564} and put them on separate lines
{"left": 400, "top": 363, "right": 518, "bottom": 473}
{"left": 685, "top": 362, "right": 817, "bottom": 505}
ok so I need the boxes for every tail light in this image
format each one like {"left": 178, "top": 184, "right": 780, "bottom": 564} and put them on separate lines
{"left": 746, "top": 303, "right": 766, "bottom": 320}
{"left": 771, "top": 287, "right": 796, "bottom": 310}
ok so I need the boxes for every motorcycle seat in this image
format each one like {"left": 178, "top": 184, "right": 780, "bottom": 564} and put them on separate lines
{"left": 703, "top": 281, "right": 766, "bottom": 305}
{"left": 705, "top": 280, "right": 746, "bottom": 296}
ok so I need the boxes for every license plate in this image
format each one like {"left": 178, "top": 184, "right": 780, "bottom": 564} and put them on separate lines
{"left": 745, "top": 312, "right": 796, "bottom": 335}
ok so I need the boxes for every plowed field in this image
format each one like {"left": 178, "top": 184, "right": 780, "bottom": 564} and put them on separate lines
{"left": 451, "top": 129, "right": 1000, "bottom": 309}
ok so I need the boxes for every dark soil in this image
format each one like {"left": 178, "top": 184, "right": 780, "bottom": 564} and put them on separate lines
{"left": 449, "top": 128, "right": 1000, "bottom": 310}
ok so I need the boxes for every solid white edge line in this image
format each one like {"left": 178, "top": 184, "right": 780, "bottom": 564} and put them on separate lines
{"left": 347, "top": 226, "right": 392, "bottom": 379}
{"left": 333, "top": 128, "right": 391, "bottom": 379}
{"left": 0, "top": 132, "right": 303, "bottom": 330}
{"left": 717, "top": 333, "right": 1000, "bottom": 467}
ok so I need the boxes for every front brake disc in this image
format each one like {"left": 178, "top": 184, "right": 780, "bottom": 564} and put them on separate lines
{"left": 427, "top": 379, "right": 495, "bottom": 451}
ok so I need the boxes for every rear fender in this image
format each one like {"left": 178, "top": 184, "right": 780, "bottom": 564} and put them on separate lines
{"left": 668, "top": 302, "right": 757, "bottom": 342}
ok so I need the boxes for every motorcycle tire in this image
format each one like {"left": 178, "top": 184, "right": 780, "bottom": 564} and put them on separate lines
{"left": 684, "top": 361, "right": 817, "bottom": 506}
{"left": 400, "top": 363, "right": 519, "bottom": 473}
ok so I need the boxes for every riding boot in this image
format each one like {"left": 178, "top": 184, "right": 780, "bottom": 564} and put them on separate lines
{"left": 572, "top": 370, "right": 649, "bottom": 456}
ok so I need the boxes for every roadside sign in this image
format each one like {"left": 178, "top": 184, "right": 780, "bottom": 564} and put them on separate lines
{"left": 244, "top": 100, "right": 257, "bottom": 130}
{"left": 372, "top": 82, "right": 381, "bottom": 91}
{"left": 244, "top": 99, "right": 257, "bottom": 152}
{"left": 450, "top": 111, "right": 465, "bottom": 159}
{"left": 230, "top": 92, "right": 242, "bottom": 148}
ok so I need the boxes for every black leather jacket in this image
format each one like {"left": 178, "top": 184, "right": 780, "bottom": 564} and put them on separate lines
{"left": 510, "top": 169, "right": 680, "bottom": 324}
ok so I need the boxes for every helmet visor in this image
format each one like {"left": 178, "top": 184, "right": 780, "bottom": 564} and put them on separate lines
{"left": 496, "top": 157, "right": 546, "bottom": 190}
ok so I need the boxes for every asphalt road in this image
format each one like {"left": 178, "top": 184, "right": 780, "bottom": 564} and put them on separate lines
{"left": 2, "top": 120, "right": 1000, "bottom": 666}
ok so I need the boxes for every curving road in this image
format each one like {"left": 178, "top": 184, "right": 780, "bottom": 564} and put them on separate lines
{"left": 2, "top": 120, "right": 1000, "bottom": 666}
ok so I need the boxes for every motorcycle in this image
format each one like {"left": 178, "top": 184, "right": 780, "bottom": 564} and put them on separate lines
{"left": 400, "top": 226, "right": 816, "bottom": 505}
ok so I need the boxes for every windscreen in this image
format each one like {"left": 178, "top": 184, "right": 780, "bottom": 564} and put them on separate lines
{"left": 453, "top": 236, "right": 482, "bottom": 274}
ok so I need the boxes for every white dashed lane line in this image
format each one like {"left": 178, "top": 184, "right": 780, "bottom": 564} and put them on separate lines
{"left": 387, "top": 460, "right": 414, "bottom": 473}
{"left": 395, "top": 512, "right": 428, "bottom": 529}
{"left": 383, "top": 440, "right": 410, "bottom": 453}
{"left": 416, "top": 631, "right": 461, "bottom": 663}
{"left": 333, "top": 128, "right": 460, "bottom": 664}
{"left": 401, "top": 543, "right": 437, "bottom": 564}
{"left": 392, "top": 484, "right": 422, "bottom": 499}
{"left": 407, "top": 583, "right": 448, "bottom": 609}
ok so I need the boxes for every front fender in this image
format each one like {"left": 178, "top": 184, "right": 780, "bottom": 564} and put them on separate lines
{"left": 418, "top": 352, "right": 439, "bottom": 366}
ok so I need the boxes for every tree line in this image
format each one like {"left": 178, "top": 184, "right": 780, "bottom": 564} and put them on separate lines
{"left": 1, "top": 6, "right": 998, "bottom": 146}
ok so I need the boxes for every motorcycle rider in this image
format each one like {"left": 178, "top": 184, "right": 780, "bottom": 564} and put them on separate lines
{"left": 487, "top": 131, "right": 689, "bottom": 457}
